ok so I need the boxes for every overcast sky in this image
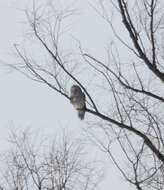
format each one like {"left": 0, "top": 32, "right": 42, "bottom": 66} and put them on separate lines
{"left": 0, "top": 0, "right": 135, "bottom": 189}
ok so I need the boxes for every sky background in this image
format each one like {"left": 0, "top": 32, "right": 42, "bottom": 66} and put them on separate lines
{"left": 0, "top": 0, "right": 134, "bottom": 189}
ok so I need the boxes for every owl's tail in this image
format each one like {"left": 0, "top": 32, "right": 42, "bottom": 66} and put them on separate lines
{"left": 77, "top": 110, "right": 85, "bottom": 120}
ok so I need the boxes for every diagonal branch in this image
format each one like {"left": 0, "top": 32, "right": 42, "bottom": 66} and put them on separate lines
{"left": 32, "top": 24, "right": 98, "bottom": 112}
{"left": 85, "top": 107, "right": 164, "bottom": 164}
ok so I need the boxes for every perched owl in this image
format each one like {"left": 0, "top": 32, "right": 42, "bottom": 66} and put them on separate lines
{"left": 70, "top": 85, "right": 86, "bottom": 120}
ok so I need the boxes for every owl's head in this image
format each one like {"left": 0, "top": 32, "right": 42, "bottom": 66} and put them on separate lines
{"left": 70, "top": 85, "right": 82, "bottom": 96}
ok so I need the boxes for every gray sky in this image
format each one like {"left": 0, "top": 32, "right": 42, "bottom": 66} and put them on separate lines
{"left": 0, "top": 0, "right": 134, "bottom": 189}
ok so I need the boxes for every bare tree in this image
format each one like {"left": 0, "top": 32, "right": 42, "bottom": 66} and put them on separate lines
{"left": 0, "top": 129, "right": 101, "bottom": 190}
{"left": 10, "top": 0, "right": 164, "bottom": 189}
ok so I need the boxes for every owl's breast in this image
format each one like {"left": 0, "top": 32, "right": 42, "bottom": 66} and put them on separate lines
{"left": 73, "top": 96, "right": 85, "bottom": 109}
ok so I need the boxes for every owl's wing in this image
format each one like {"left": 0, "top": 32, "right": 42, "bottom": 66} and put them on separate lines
{"left": 70, "top": 95, "right": 74, "bottom": 104}
{"left": 82, "top": 92, "right": 86, "bottom": 107}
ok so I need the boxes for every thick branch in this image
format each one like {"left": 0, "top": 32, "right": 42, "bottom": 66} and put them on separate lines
{"left": 85, "top": 108, "right": 164, "bottom": 163}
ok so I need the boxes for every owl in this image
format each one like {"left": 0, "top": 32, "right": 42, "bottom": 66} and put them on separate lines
{"left": 70, "top": 85, "right": 86, "bottom": 120}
